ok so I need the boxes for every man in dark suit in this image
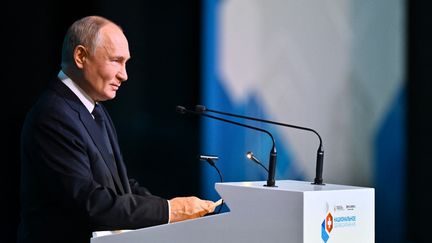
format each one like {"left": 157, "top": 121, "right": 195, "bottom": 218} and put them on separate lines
{"left": 18, "top": 15, "right": 217, "bottom": 243}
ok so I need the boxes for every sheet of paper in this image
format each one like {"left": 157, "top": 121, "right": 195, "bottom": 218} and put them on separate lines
{"left": 214, "top": 198, "right": 223, "bottom": 207}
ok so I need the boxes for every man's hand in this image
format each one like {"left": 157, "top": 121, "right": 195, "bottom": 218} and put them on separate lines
{"left": 169, "top": 196, "right": 217, "bottom": 223}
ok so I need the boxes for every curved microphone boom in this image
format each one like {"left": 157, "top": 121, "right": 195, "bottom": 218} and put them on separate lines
{"left": 246, "top": 151, "right": 269, "bottom": 174}
{"left": 198, "top": 155, "right": 223, "bottom": 183}
{"left": 176, "top": 105, "right": 278, "bottom": 187}
{"left": 195, "top": 105, "right": 325, "bottom": 185}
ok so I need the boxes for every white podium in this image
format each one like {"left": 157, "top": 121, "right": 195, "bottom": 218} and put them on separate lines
{"left": 91, "top": 180, "right": 374, "bottom": 243}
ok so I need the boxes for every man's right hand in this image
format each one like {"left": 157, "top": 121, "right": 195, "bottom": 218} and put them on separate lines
{"left": 168, "top": 196, "right": 217, "bottom": 223}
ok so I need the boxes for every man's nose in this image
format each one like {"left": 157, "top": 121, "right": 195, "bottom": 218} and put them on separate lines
{"left": 118, "top": 66, "right": 128, "bottom": 82}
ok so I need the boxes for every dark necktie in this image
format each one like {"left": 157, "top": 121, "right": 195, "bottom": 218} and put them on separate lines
{"left": 92, "top": 104, "right": 123, "bottom": 193}
{"left": 92, "top": 104, "right": 115, "bottom": 156}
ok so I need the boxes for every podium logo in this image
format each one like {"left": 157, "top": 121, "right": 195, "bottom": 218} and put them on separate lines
{"left": 321, "top": 212, "right": 333, "bottom": 243}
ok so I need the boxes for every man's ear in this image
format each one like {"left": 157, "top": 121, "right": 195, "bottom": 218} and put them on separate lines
{"left": 74, "top": 45, "right": 88, "bottom": 69}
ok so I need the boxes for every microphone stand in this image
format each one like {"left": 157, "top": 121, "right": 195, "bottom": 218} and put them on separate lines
{"left": 177, "top": 106, "right": 278, "bottom": 187}
{"left": 196, "top": 105, "right": 325, "bottom": 185}
{"left": 200, "top": 155, "right": 224, "bottom": 183}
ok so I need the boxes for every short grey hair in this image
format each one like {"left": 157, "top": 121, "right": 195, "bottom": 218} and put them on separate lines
{"left": 61, "top": 16, "right": 122, "bottom": 66}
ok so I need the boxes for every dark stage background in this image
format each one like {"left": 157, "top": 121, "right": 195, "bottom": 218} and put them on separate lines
{"left": 2, "top": 1, "right": 432, "bottom": 243}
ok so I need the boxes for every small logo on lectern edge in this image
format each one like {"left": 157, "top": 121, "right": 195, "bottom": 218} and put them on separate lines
{"left": 321, "top": 212, "right": 333, "bottom": 243}
{"left": 321, "top": 203, "right": 358, "bottom": 242}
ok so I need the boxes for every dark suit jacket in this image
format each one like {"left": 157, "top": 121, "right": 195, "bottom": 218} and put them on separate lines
{"left": 18, "top": 78, "right": 168, "bottom": 243}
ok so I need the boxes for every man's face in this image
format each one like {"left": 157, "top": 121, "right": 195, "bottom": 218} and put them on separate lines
{"left": 82, "top": 23, "right": 130, "bottom": 102}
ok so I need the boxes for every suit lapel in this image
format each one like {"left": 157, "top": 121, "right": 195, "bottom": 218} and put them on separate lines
{"left": 50, "top": 79, "right": 125, "bottom": 194}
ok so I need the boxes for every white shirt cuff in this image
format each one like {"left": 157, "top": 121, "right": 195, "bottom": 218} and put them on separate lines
{"left": 167, "top": 200, "right": 171, "bottom": 223}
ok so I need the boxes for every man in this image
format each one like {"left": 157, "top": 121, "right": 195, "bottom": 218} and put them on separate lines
{"left": 18, "top": 16, "right": 217, "bottom": 243}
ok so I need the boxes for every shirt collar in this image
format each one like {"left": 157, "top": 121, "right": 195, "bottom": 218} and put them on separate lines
{"left": 58, "top": 70, "right": 96, "bottom": 114}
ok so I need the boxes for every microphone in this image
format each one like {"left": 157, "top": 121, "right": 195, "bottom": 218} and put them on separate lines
{"left": 246, "top": 151, "right": 269, "bottom": 173}
{"left": 195, "top": 105, "right": 325, "bottom": 185}
{"left": 176, "top": 105, "right": 278, "bottom": 187}
{"left": 198, "top": 154, "right": 223, "bottom": 182}
{"left": 199, "top": 155, "right": 219, "bottom": 162}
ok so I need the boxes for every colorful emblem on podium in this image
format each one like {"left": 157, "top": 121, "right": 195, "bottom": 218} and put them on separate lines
{"left": 321, "top": 212, "right": 333, "bottom": 242}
